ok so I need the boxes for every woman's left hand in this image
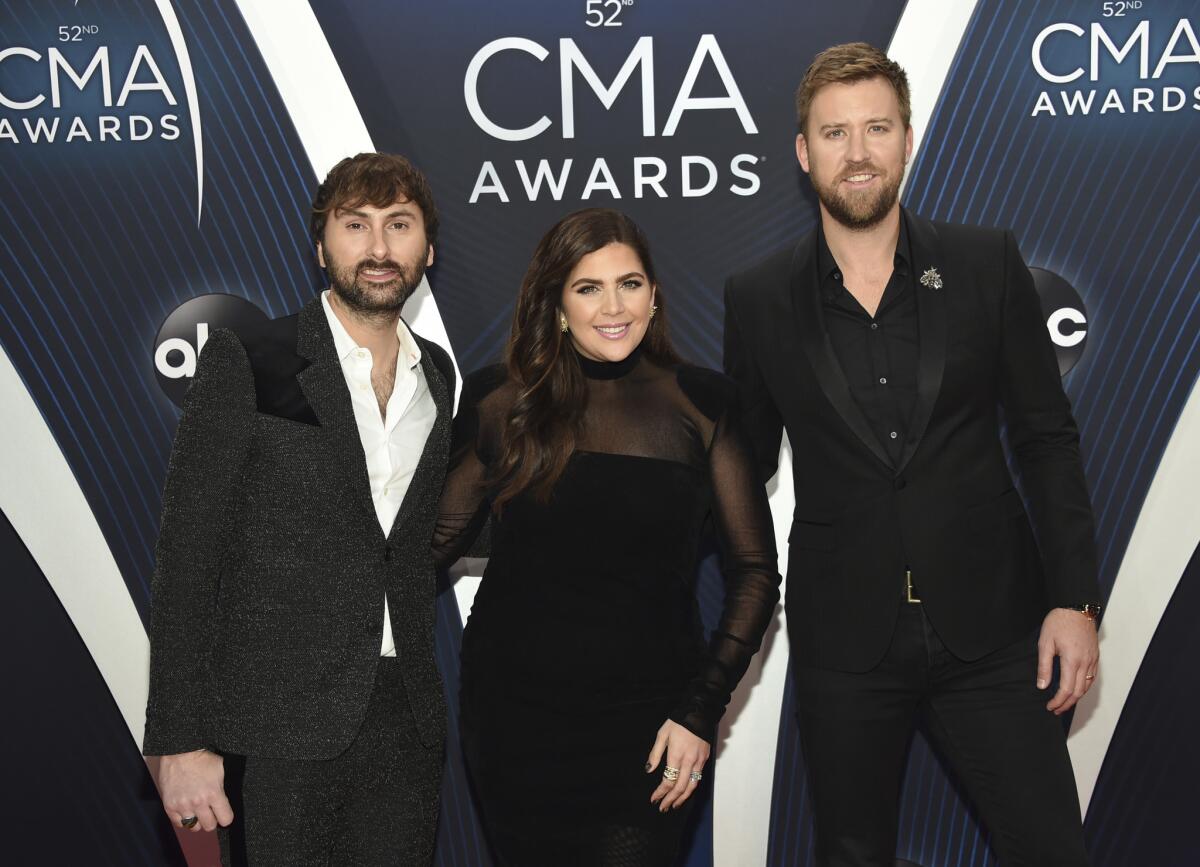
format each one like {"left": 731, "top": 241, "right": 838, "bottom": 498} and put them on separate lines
{"left": 645, "top": 719, "right": 711, "bottom": 812}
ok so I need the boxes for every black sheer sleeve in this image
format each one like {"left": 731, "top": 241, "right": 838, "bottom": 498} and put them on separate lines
{"left": 431, "top": 367, "right": 501, "bottom": 567}
{"left": 670, "top": 374, "right": 782, "bottom": 742}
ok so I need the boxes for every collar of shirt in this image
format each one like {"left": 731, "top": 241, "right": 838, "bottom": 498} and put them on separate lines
{"left": 320, "top": 289, "right": 423, "bottom": 372}
{"left": 817, "top": 212, "right": 913, "bottom": 302}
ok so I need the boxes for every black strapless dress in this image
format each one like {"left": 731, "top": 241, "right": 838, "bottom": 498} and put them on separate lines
{"left": 434, "top": 347, "right": 779, "bottom": 866}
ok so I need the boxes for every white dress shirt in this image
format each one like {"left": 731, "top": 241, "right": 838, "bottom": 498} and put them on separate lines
{"left": 321, "top": 290, "right": 437, "bottom": 656}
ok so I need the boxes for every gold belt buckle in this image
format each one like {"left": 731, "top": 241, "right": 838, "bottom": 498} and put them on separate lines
{"left": 905, "top": 569, "right": 921, "bottom": 604}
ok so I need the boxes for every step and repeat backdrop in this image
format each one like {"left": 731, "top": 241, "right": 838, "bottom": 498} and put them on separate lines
{"left": 1, "top": 0, "right": 1197, "bottom": 864}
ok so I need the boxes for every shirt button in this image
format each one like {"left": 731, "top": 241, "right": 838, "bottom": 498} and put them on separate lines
{"left": 833, "top": 271, "right": 842, "bottom": 281}
{"left": 383, "top": 487, "right": 390, "bottom": 497}
{"left": 889, "top": 431, "right": 898, "bottom": 439}
{"left": 359, "top": 383, "right": 369, "bottom": 391}
{"left": 356, "top": 350, "right": 367, "bottom": 359}
{"left": 870, "top": 322, "right": 879, "bottom": 330}
{"left": 879, "top": 377, "right": 888, "bottom": 385}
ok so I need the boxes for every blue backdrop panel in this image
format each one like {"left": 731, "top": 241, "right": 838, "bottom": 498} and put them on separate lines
{"left": 1084, "top": 541, "right": 1200, "bottom": 867}
{"left": 1, "top": 507, "right": 185, "bottom": 866}
{"left": 0, "top": 0, "right": 322, "bottom": 623}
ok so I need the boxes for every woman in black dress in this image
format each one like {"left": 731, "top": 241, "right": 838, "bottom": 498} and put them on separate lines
{"left": 433, "top": 208, "right": 780, "bottom": 866}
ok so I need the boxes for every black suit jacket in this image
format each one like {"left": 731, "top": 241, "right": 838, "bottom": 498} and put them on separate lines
{"left": 143, "top": 296, "right": 454, "bottom": 759}
{"left": 724, "top": 210, "right": 1100, "bottom": 671}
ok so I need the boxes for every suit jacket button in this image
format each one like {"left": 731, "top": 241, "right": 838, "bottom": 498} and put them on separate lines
{"left": 894, "top": 477, "right": 907, "bottom": 490}
{"left": 365, "top": 618, "right": 375, "bottom": 636}
{"left": 383, "top": 546, "right": 393, "bottom": 562}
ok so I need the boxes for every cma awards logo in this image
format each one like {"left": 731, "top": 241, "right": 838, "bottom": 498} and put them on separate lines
{"left": 1032, "top": 269, "right": 1089, "bottom": 376}
{"left": 153, "top": 294, "right": 267, "bottom": 407}
{"left": 1030, "top": 13, "right": 1200, "bottom": 117}
{"left": 463, "top": 31, "right": 760, "bottom": 203}
{"left": 0, "top": 1, "right": 205, "bottom": 222}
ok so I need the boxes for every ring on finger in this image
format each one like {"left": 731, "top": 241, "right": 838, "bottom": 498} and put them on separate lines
{"left": 662, "top": 766, "right": 680, "bottom": 782}
{"left": 689, "top": 770, "right": 703, "bottom": 782}
{"left": 180, "top": 816, "right": 199, "bottom": 829}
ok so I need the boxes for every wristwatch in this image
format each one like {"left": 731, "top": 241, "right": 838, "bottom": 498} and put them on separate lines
{"left": 1066, "top": 603, "right": 1102, "bottom": 623}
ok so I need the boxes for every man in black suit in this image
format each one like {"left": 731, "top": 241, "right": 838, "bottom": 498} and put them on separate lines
{"left": 724, "top": 44, "right": 1100, "bottom": 866}
{"left": 143, "top": 153, "right": 455, "bottom": 865}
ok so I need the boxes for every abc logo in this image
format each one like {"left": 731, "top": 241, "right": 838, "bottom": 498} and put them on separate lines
{"left": 153, "top": 294, "right": 268, "bottom": 407}
{"left": 1030, "top": 268, "right": 1088, "bottom": 376}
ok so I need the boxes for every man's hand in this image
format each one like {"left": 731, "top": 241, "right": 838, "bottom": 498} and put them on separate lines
{"left": 155, "top": 749, "right": 234, "bottom": 832}
{"left": 646, "top": 720, "right": 711, "bottom": 812}
{"left": 1037, "top": 608, "right": 1099, "bottom": 715}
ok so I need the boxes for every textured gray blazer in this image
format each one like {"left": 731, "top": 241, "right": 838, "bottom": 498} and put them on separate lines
{"left": 143, "top": 296, "right": 453, "bottom": 760}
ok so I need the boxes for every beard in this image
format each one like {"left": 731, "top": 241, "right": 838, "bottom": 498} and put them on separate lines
{"left": 324, "top": 247, "right": 428, "bottom": 317}
{"left": 812, "top": 160, "right": 904, "bottom": 231}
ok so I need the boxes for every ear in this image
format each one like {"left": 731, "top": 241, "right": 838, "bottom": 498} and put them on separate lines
{"left": 795, "top": 133, "right": 811, "bottom": 174}
{"left": 316, "top": 241, "right": 326, "bottom": 269}
{"left": 426, "top": 243, "right": 435, "bottom": 268}
{"left": 904, "top": 125, "right": 914, "bottom": 164}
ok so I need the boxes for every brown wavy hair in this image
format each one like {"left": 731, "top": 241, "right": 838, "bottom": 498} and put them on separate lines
{"left": 795, "top": 42, "right": 911, "bottom": 135}
{"left": 310, "top": 152, "right": 439, "bottom": 250}
{"left": 492, "top": 208, "right": 681, "bottom": 511}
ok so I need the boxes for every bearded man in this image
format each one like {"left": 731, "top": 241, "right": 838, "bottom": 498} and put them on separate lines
{"left": 723, "top": 44, "right": 1100, "bottom": 866}
{"left": 143, "top": 153, "right": 454, "bottom": 866}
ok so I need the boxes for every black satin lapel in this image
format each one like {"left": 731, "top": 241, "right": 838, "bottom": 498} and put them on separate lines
{"left": 295, "top": 301, "right": 383, "bottom": 539}
{"left": 386, "top": 349, "right": 451, "bottom": 542}
{"left": 792, "top": 240, "right": 894, "bottom": 470}
{"left": 897, "top": 212, "right": 948, "bottom": 475}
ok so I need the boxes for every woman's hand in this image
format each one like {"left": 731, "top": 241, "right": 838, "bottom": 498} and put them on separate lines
{"left": 645, "top": 719, "right": 711, "bottom": 812}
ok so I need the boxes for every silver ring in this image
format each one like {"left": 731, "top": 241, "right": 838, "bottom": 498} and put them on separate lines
{"left": 180, "top": 815, "right": 199, "bottom": 829}
{"left": 689, "top": 770, "right": 703, "bottom": 782}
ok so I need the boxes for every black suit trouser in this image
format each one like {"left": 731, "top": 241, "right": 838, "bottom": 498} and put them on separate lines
{"left": 794, "top": 601, "right": 1090, "bottom": 867}
{"left": 219, "top": 658, "right": 443, "bottom": 867}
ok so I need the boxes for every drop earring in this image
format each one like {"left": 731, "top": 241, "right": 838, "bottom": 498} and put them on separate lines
{"left": 560, "top": 314, "right": 569, "bottom": 333}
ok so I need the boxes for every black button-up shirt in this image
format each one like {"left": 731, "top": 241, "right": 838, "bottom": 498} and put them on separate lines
{"left": 818, "top": 217, "right": 920, "bottom": 467}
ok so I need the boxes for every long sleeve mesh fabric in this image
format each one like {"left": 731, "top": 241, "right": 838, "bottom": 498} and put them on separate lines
{"left": 432, "top": 352, "right": 780, "bottom": 742}
{"left": 667, "top": 377, "right": 781, "bottom": 740}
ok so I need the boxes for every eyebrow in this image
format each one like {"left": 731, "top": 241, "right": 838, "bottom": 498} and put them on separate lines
{"left": 818, "top": 117, "right": 894, "bottom": 132}
{"left": 569, "top": 271, "right": 646, "bottom": 288}
{"left": 336, "top": 207, "right": 418, "bottom": 220}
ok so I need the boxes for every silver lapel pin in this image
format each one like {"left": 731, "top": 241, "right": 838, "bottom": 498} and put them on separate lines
{"left": 920, "top": 268, "right": 943, "bottom": 290}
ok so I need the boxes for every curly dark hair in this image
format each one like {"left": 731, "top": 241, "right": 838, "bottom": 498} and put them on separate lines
{"left": 310, "top": 152, "right": 439, "bottom": 250}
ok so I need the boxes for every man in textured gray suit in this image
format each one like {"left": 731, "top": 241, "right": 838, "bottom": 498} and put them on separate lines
{"left": 143, "top": 152, "right": 455, "bottom": 866}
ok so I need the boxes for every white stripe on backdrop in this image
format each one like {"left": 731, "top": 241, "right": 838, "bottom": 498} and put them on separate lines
{"left": 1069, "top": 377, "right": 1200, "bottom": 814}
{"left": 0, "top": 342, "right": 148, "bottom": 744}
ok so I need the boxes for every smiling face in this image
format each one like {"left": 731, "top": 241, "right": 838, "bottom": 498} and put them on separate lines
{"left": 559, "top": 242, "right": 656, "bottom": 363}
{"left": 317, "top": 199, "right": 434, "bottom": 315}
{"left": 796, "top": 76, "right": 913, "bottom": 231}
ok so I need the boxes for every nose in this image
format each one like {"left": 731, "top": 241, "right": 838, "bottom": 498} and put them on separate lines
{"left": 600, "top": 287, "right": 625, "bottom": 316}
{"left": 368, "top": 226, "right": 389, "bottom": 261}
{"left": 845, "top": 129, "right": 869, "bottom": 164}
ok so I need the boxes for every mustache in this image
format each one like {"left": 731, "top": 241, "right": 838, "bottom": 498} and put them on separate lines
{"left": 837, "top": 163, "right": 885, "bottom": 183}
{"left": 356, "top": 259, "right": 406, "bottom": 274}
